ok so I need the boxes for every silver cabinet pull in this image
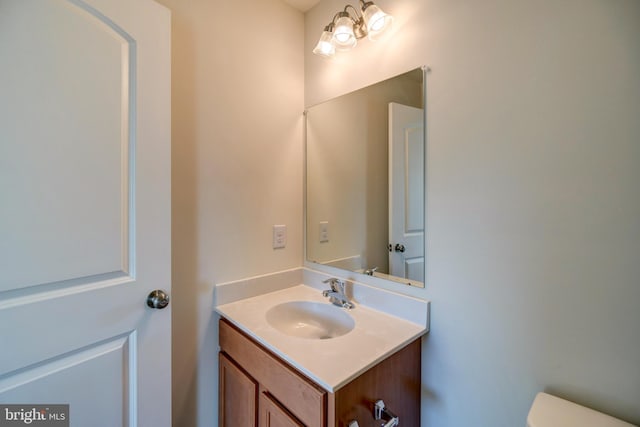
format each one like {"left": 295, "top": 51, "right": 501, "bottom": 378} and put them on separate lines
{"left": 374, "top": 400, "right": 399, "bottom": 427}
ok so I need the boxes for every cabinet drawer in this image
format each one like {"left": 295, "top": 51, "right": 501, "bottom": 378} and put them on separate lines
{"left": 219, "top": 319, "right": 327, "bottom": 427}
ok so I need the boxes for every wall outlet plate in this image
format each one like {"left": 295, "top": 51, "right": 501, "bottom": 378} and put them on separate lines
{"left": 319, "top": 221, "right": 329, "bottom": 243}
{"left": 273, "top": 225, "right": 286, "bottom": 249}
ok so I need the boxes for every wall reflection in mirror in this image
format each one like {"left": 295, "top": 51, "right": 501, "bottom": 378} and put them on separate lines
{"left": 305, "top": 68, "right": 425, "bottom": 288}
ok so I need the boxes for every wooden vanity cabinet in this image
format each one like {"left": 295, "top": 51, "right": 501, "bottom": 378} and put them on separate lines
{"left": 219, "top": 318, "right": 421, "bottom": 427}
{"left": 219, "top": 318, "right": 326, "bottom": 427}
{"left": 219, "top": 352, "right": 307, "bottom": 427}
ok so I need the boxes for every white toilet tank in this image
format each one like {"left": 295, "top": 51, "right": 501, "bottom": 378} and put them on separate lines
{"left": 527, "top": 392, "right": 636, "bottom": 427}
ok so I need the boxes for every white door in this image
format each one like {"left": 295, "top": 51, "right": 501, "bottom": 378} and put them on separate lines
{"left": 388, "top": 102, "right": 424, "bottom": 284}
{"left": 0, "top": 0, "right": 171, "bottom": 426}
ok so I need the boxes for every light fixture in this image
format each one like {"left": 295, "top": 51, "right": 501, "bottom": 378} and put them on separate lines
{"left": 333, "top": 11, "right": 358, "bottom": 50}
{"left": 312, "top": 24, "right": 336, "bottom": 58}
{"left": 361, "top": 1, "right": 393, "bottom": 40}
{"left": 312, "top": 0, "right": 393, "bottom": 58}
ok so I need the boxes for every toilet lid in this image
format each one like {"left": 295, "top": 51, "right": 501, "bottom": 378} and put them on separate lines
{"left": 527, "top": 393, "right": 635, "bottom": 427}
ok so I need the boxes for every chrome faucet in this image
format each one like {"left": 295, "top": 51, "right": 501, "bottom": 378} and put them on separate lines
{"left": 322, "top": 278, "right": 354, "bottom": 309}
{"left": 363, "top": 266, "right": 378, "bottom": 276}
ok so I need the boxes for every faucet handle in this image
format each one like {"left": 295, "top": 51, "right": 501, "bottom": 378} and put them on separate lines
{"left": 364, "top": 266, "right": 379, "bottom": 276}
{"left": 322, "top": 277, "right": 344, "bottom": 293}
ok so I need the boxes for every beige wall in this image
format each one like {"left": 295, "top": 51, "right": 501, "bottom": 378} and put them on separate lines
{"left": 154, "top": 0, "right": 304, "bottom": 425}
{"left": 306, "top": 0, "right": 640, "bottom": 425}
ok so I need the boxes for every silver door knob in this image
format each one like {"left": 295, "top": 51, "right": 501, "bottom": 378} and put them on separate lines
{"left": 146, "top": 289, "right": 170, "bottom": 309}
{"left": 394, "top": 244, "right": 405, "bottom": 253}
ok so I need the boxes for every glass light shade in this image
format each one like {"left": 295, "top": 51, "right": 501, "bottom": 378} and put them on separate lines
{"left": 332, "top": 14, "right": 357, "bottom": 50}
{"left": 362, "top": 4, "right": 393, "bottom": 40}
{"left": 313, "top": 30, "right": 336, "bottom": 58}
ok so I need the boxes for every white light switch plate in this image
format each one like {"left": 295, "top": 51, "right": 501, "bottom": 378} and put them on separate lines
{"left": 273, "top": 225, "right": 286, "bottom": 249}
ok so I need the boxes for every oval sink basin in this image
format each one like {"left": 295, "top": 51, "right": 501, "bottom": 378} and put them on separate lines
{"left": 265, "top": 301, "right": 355, "bottom": 340}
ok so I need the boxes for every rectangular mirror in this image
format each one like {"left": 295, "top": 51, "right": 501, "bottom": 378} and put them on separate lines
{"left": 305, "top": 67, "right": 425, "bottom": 288}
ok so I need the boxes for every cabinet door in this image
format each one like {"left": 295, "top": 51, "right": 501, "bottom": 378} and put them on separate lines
{"left": 259, "top": 391, "right": 305, "bottom": 427}
{"left": 220, "top": 353, "right": 258, "bottom": 427}
{"left": 333, "top": 339, "right": 421, "bottom": 426}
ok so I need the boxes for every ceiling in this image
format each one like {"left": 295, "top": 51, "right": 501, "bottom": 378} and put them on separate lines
{"left": 282, "top": 0, "right": 321, "bottom": 12}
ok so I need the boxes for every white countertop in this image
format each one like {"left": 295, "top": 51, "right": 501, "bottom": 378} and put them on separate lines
{"left": 215, "top": 284, "right": 427, "bottom": 392}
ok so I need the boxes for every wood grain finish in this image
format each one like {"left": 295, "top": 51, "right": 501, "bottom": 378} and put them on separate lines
{"left": 219, "top": 353, "right": 258, "bottom": 427}
{"left": 219, "top": 318, "right": 421, "bottom": 427}
{"left": 260, "top": 390, "right": 305, "bottom": 427}
{"left": 331, "top": 339, "right": 422, "bottom": 427}
{"left": 219, "top": 319, "right": 327, "bottom": 427}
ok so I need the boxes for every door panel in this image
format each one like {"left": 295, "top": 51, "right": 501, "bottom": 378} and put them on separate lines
{"left": 0, "top": 0, "right": 171, "bottom": 425}
{"left": 0, "top": 0, "right": 130, "bottom": 292}
{"left": 389, "top": 102, "right": 425, "bottom": 283}
{"left": 0, "top": 333, "right": 135, "bottom": 426}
